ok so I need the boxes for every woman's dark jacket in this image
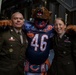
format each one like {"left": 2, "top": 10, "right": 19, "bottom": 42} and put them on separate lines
{"left": 50, "top": 30, "right": 76, "bottom": 75}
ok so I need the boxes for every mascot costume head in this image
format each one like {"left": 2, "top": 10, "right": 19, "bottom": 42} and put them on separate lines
{"left": 31, "top": 6, "right": 52, "bottom": 29}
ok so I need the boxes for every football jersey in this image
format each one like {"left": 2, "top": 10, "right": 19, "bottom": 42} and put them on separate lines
{"left": 24, "top": 21, "right": 54, "bottom": 65}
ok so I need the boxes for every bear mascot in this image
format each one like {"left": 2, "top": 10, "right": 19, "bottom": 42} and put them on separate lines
{"left": 23, "top": 6, "right": 53, "bottom": 75}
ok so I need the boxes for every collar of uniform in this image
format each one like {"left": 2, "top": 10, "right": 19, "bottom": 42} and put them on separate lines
{"left": 58, "top": 31, "right": 66, "bottom": 38}
{"left": 13, "top": 28, "right": 22, "bottom": 34}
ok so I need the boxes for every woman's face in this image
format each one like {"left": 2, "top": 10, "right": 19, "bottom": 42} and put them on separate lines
{"left": 54, "top": 19, "right": 66, "bottom": 35}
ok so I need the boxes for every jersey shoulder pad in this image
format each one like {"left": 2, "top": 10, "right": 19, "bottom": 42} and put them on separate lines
{"left": 23, "top": 20, "right": 33, "bottom": 30}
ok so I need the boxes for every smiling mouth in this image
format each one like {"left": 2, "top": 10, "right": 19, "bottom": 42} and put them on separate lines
{"left": 16, "top": 23, "right": 21, "bottom": 25}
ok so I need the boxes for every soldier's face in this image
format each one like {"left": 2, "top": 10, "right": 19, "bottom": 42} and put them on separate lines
{"left": 11, "top": 12, "right": 24, "bottom": 29}
{"left": 54, "top": 19, "right": 66, "bottom": 35}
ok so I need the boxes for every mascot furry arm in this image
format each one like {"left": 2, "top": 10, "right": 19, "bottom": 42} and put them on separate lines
{"left": 0, "top": 20, "right": 12, "bottom": 31}
{"left": 66, "top": 25, "right": 76, "bottom": 37}
{"left": 0, "top": 20, "right": 12, "bottom": 26}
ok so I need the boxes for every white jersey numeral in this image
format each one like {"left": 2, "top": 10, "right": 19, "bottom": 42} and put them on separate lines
{"left": 31, "top": 34, "right": 48, "bottom": 51}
